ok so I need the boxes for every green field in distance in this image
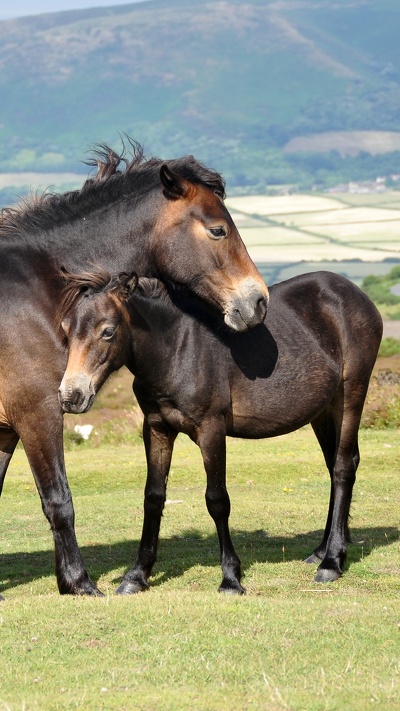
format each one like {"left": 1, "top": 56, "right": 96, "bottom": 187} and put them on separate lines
{"left": 226, "top": 191, "right": 400, "bottom": 285}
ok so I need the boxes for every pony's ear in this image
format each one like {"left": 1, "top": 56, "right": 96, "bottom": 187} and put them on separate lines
{"left": 117, "top": 271, "right": 138, "bottom": 300}
{"left": 160, "top": 164, "right": 186, "bottom": 199}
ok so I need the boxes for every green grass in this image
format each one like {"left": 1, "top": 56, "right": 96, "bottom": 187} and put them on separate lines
{"left": 1, "top": 428, "right": 399, "bottom": 709}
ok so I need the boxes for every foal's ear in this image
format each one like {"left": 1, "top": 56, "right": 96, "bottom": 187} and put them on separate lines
{"left": 160, "top": 164, "right": 186, "bottom": 199}
{"left": 117, "top": 271, "right": 138, "bottom": 301}
{"left": 60, "top": 265, "right": 72, "bottom": 283}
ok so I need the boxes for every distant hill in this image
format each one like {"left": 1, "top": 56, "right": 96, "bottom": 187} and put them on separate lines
{"left": 1, "top": 0, "right": 400, "bottom": 193}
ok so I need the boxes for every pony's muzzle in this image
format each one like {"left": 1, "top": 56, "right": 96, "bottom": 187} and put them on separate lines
{"left": 224, "top": 278, "right": 268, "bottom": 332}
{"left": 58, "top": 373, "right": 96, "bottom": 414}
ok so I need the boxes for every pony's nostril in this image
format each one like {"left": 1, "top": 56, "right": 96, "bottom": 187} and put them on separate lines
{"left": 257, "top": 296, "right": 268, "bottom": 319}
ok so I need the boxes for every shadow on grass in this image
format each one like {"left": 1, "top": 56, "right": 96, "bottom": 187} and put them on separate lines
{"left": 1, "top": 525, "right": 398, "bottom": 597}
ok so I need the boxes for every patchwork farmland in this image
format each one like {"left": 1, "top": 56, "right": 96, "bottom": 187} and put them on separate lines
{"left": 226, "top": 191, "right": 400, "bottom": 286}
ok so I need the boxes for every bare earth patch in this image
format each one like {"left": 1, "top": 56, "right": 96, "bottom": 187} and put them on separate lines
{"left": 283, "top": 130, "right": 400, "bottom": 156}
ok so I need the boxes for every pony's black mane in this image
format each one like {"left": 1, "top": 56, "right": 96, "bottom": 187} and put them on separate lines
{"left": 0, "top": 137, "right": 226, "bottom": 237}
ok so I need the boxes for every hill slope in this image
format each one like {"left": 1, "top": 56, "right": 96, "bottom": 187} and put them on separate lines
{"left": 1, "top": 0, "right": 400, "bottom": 190}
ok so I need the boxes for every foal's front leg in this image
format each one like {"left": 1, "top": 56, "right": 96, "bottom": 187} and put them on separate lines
{"left": 116, "top": 417, "right": 177, "bottom": 594}
{"left": 198, "top": 419, "right": 244, "bottom": 594}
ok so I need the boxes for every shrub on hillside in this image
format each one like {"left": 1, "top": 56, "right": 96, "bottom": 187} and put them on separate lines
{"left": 361, "top": 267, "right": 400, "bottom": 305}
{"left": 362, "top": 369, "right": 400, "bottom": 428}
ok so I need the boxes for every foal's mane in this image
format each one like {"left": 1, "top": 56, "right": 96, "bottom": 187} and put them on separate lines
{"left": 0, "top": 137, "right": 226, "bottom": 237}
{"left": 58, "top": 268, "right": 116, "bottom": 322}
{"left": 58, "top": 269, "right": 169, "bottom": 324}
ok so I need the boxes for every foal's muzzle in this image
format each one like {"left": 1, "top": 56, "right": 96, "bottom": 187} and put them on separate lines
{"left": 58, "top": 373, "right": 96, "bottom": 414}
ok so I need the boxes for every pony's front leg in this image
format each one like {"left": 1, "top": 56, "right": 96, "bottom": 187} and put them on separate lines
{"left": 17, "top": 407, "right": 102, "bottom": 596}
{"left": 0, "top": 429, "right": 19, "bottom": 600}
{"left": 0, "top": 428, "right": 19, "bottom": 497}
{"left": 199, "top": 419, "right": 244, "bottom": 594}
{"left": 116, "top": 417, "right": 177, "bottom": 595}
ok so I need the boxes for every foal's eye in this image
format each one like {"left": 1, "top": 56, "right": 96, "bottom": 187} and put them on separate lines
{"left": 101, "top": 326, "right": 116, "bottom": 340}
{"left": 207, "top": 226, "right": 227, "bottom": 240}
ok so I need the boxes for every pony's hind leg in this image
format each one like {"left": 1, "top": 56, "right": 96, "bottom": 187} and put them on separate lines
{"left": 116, "top": 417, "right": 177, "bottom": 595}
{"left": 0, "top": 429, "right": 19, "bottom": 600}
{"left": 199, "top": 419, "right": 244, "bottom": 594}
{"left": 309, "top": 386, "right": 363, "bottom": 582}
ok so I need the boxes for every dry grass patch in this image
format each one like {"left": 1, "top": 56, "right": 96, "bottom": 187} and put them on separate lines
{"left": 304, "top": 220, "right": 400, "bottom": 241}
{"left": 0, "top": 172, "right": 83, "bottom": 189}
{"left": 226, "top": 194, "right": 344, "bottom": 215}
{"left": 247, "top": 243, "right": 394, "bottom": 263}
{"left": 283, "top": 130, "right": 400, "bottom": 156}
{"left": 276, "top": 207, "right": 400, "bottom": 226}
{"left": 240, "top": 226, "right": 325, "bottom": 246}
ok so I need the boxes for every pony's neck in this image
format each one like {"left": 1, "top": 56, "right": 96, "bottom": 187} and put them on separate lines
{"left": 43, "top": 190, "right": 161, "bottom": 275}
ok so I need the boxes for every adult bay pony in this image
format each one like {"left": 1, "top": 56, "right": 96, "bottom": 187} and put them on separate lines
{"left": 0, "top": 140, "right": 268, "bottom": 599}
{"left": 58, "top": 270, "right": 382, "bottom": 592}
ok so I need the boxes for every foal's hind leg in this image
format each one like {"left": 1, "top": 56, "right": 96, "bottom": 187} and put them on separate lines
{"left": 16, "top": 401, "right": 103, "bottom": 596}
{"left": 198, "top": 419, "right": 244, "bottom": 594}
{"left": 116, "top": 417, "right": 177, "bottom": 595}
{"left": 308, "top": 386, "right": 363, "bottom": 582}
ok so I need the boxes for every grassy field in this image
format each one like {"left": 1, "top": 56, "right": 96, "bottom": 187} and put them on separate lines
{"left": 225, "top": 191, "right": 400, "bottom": 285}
{"left": 1, "top": 187, "right": 400, "bottom": 708}
{"left": 1, "top": 357, "right": 400, "bottom": 709}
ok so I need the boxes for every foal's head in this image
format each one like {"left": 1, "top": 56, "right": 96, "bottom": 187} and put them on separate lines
{"left": 58, "top": 269, "right": 137, "bottom": 414}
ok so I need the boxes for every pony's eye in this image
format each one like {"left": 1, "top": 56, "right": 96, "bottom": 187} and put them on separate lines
{"left": 101, "top": 326, "right": 116, "bottom": 340}
{"left": 207, "top": 226, "right": 227, "bottom": 240}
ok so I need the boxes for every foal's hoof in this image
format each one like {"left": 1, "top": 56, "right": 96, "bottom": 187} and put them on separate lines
{"left": 0, "top": 593, "right": 5, "bottom": 602}
{"left": 304, "top": 553, "right": 323, "bottom": 565}
{"left": 116, "top": 578, "right": 149, "bottom": 595}
{"left": 314, "top": 568, "right": 341, "bottom": 583}
{"left": 218, "top": 578, "right": 246, "bottom": 595}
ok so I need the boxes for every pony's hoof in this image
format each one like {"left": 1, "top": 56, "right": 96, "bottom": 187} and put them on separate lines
{"left": 77, "top": 584, "right": 104, "bottom": 597}
{"left": 304, "top": 553, "right": 322, "bottom": 565}
{"left": 0, "top": 593, "right": 5, "bottom": 602}
{"left": 218, "top": 579, "right": 246, "bottom": 595}
{"left": 116, "top": 578, "right": 149, "bottom": 595}
{"left": 61, "top": 581, "right": 104, "bottom": 596}
{"left": 314, "top": 568, "right": 341, "bottom": 583}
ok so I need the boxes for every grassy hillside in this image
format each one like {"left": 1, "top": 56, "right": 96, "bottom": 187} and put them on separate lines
{"left": 1, "top": 0, "right": 400, "bottom": 189}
